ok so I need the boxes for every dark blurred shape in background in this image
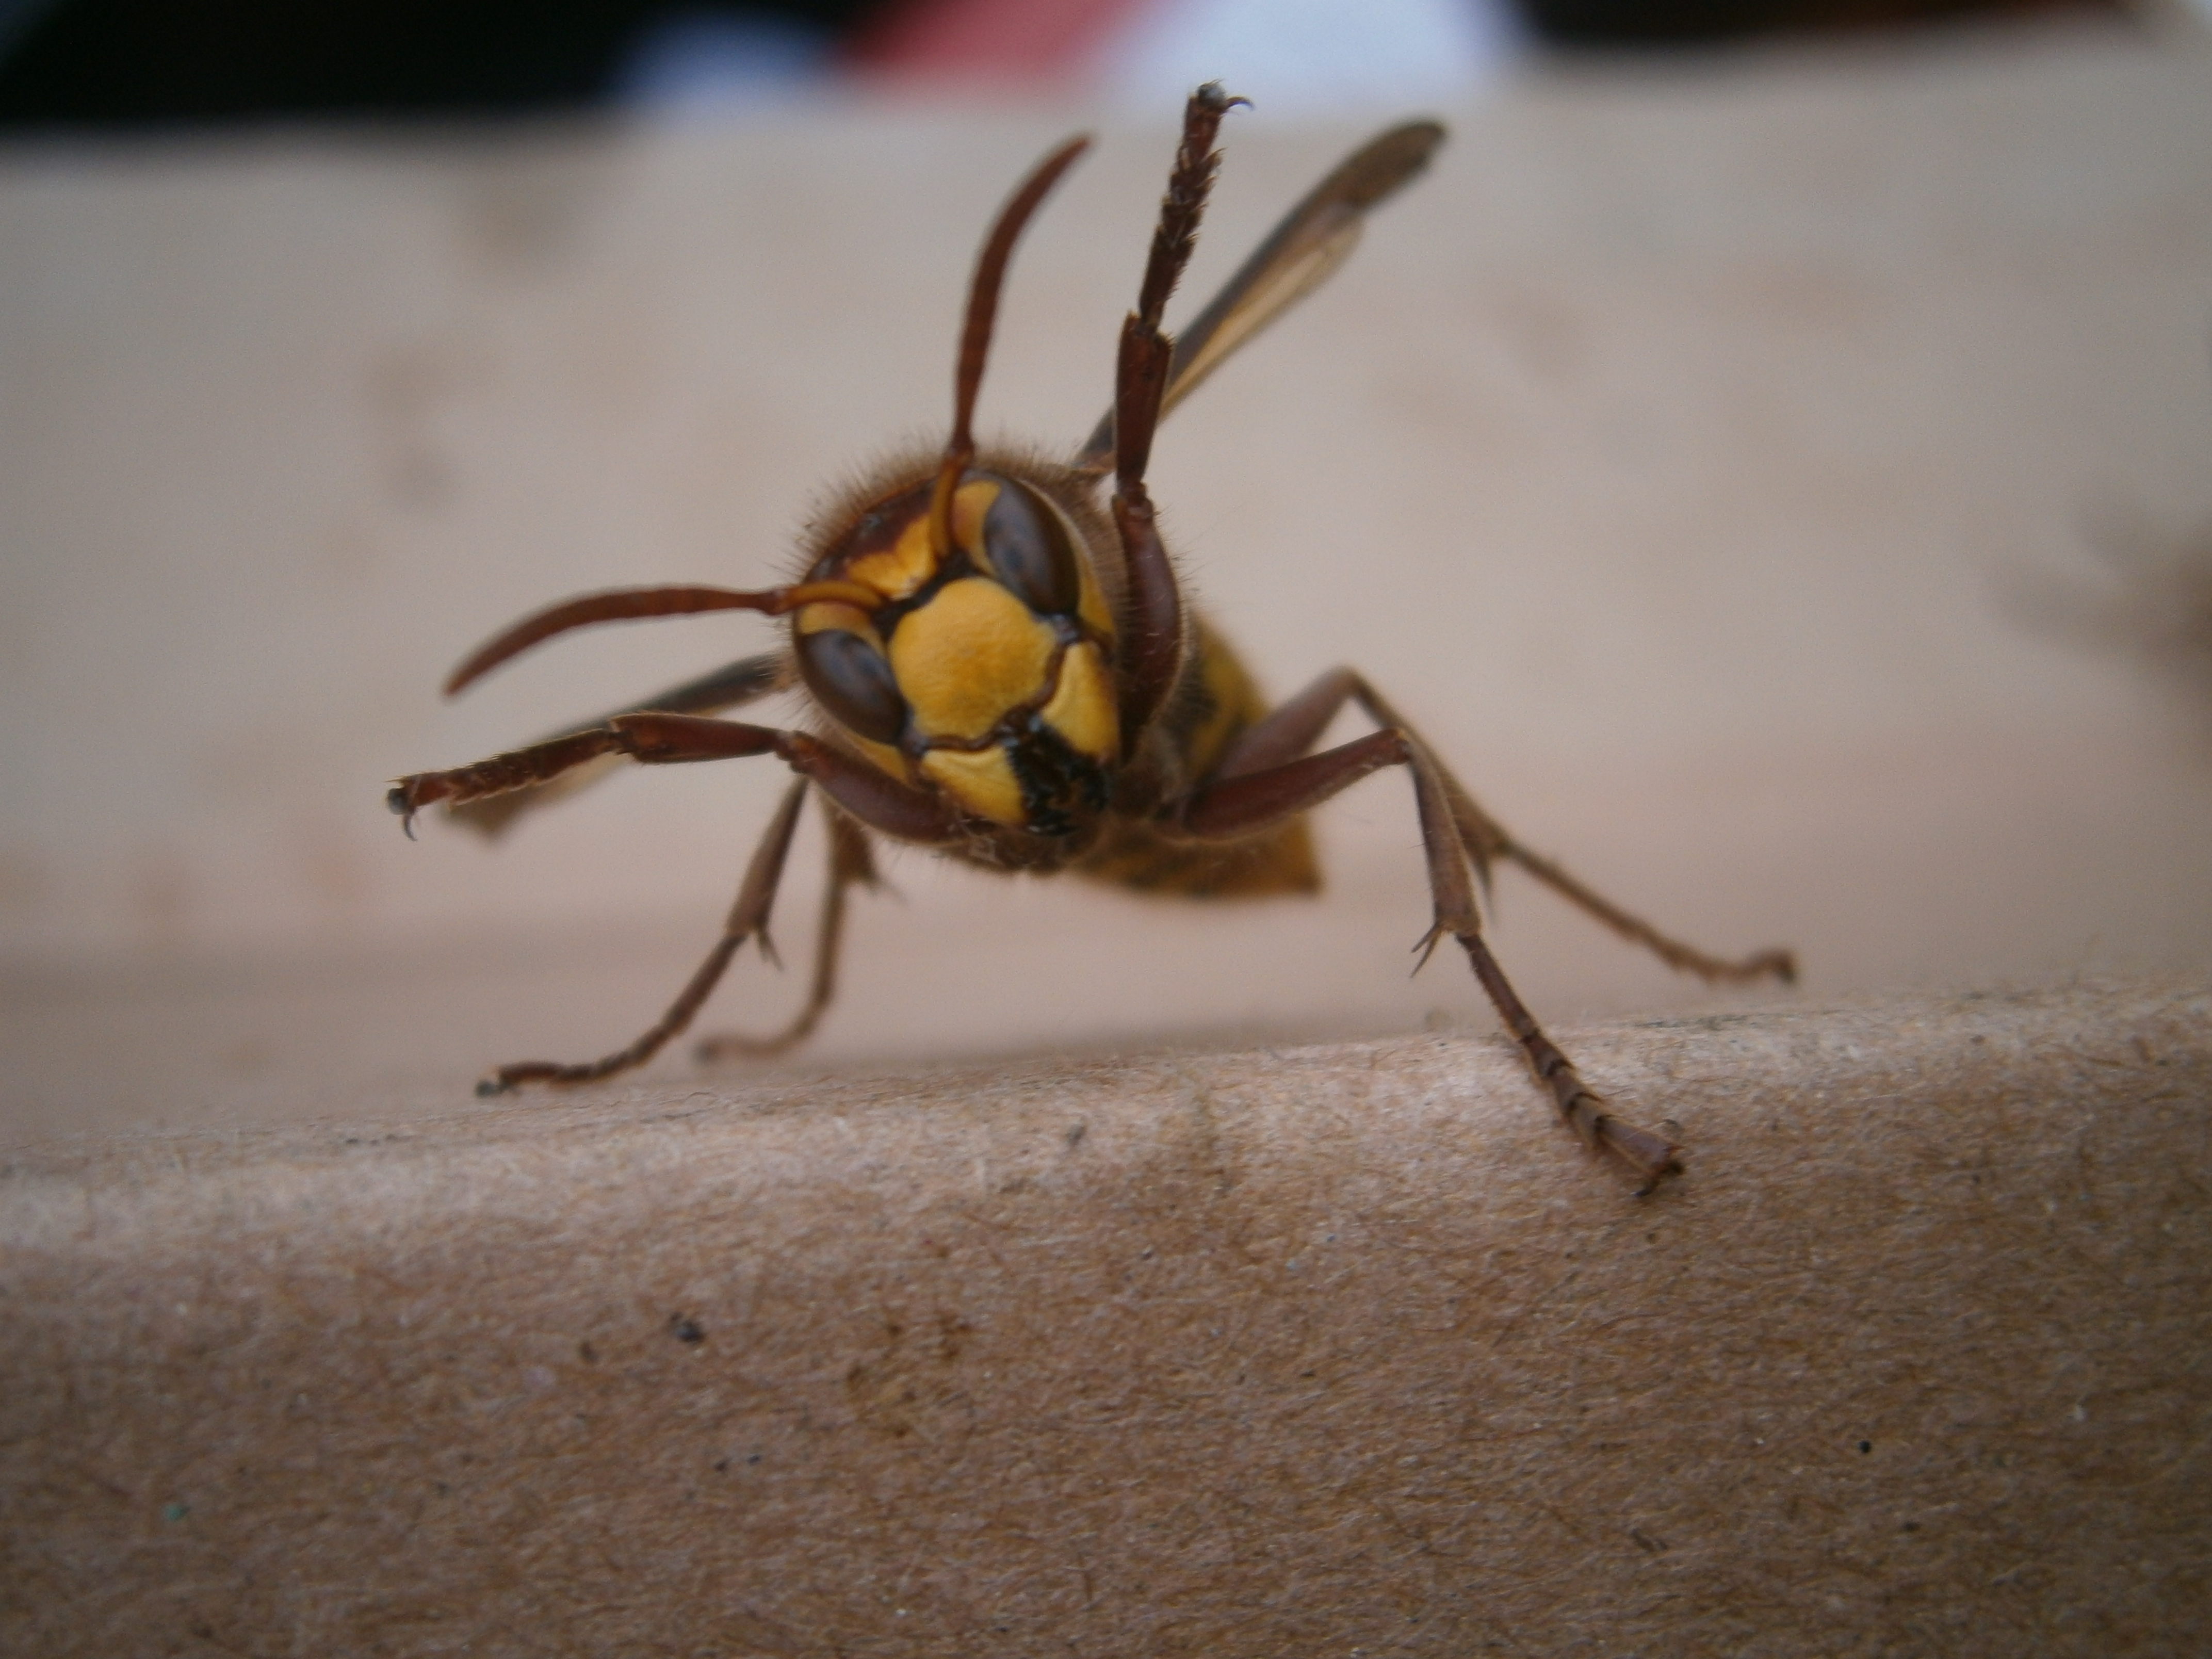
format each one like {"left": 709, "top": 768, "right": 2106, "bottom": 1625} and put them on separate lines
{"left": 1521, "top": 0, "right": 2115, "bottom": 45}
{"left": 0, "top": 0, "right": 858, "bottom": 124}
{"left": 0, "top": 0, "right": 2142, "bottom": 129}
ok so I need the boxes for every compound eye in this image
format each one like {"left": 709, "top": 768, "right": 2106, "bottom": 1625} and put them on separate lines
{"left": 796, "top": 625, "right": 908, "bottom": 746}
{"left": 980, "top": 478, "right": 1081, "bottom": 617}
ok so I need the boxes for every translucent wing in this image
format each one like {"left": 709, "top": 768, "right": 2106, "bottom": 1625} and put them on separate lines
{"left": 444, "top": 651, "right": 792, "bottom": 838}
{"left": 1075, "top": 118, "right": 1445, "bottom": 470}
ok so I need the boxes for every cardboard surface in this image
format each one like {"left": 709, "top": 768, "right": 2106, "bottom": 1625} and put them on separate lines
{"left": 5, "top": 978, "right": 2208, "bottom": 1653}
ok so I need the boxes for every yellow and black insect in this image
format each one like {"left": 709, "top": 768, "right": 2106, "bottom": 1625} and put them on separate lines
{"left": 389, "top": 86, "right": 1794, "bottom": 1189}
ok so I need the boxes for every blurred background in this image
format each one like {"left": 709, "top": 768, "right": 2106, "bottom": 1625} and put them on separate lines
{"left": 0, "top": 0, "right": 2179, "bottom": 125}
{"left": 3, "top": 0, "right": 2209, "bottom": 1137}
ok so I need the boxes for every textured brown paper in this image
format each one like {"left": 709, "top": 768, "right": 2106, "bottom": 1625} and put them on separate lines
{"left": 5, "top": 977, "right": 2206, "bottom": 1653}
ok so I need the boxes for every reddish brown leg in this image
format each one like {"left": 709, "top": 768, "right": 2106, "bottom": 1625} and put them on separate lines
{"left": 391, "top": 713, "right": 960, "bottom": 847}
{"left": 697, "top": 798, "right": 879, "bottom": 1062}
{"left": 389, "top": 712, "right": 781, "bottom": 833}
{"left": 1211, "top": 668, "right": 1796, "bottom": 986}
{"left": 1176, "top": 718, "right": 1686, "bottom": 1191}
{"left": 1112, "top": 83, "right": 1244, "bottom": 744}
{"left": 392, "top": 716, "right": 961, "bottom": 1092}
{"left": 476, "top": 778, "right": 814, "bottom": 1094}
{"left": 447, "top": 650, "right": 792, "bottom": 840}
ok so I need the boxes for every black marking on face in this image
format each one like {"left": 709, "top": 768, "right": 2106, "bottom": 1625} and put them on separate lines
{"left": 1006, "top": 719, "right": 1110, "bottom": 839}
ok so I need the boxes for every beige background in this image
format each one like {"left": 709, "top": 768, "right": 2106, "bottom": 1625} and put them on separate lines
{"left": 4, "top": 28, "right": 2210, "bottom": 1141}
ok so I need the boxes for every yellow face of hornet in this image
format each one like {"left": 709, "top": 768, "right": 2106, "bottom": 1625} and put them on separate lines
{"left": 791, "top": 470, "right": 1120, "bottom": 836}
